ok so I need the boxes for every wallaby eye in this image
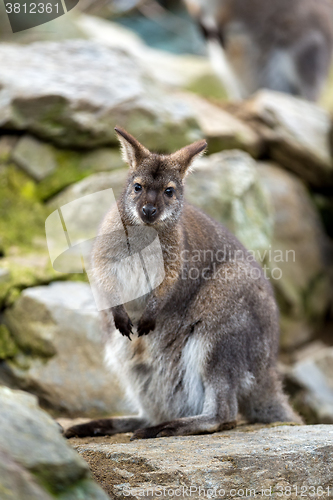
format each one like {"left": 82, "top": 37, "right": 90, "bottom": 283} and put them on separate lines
{"left": 134, "top": 183, "right": 142, "bottom": 193}
{"left": 164, "top": 187, "right": 174, "bottom": 197}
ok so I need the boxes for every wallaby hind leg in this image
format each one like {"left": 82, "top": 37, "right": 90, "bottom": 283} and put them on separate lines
{"left": 64, "top": 416, "right": 148, "bottom": 438}
{"left": 240, "top": 373, "right": 303, "bottom": 425}
{"left": 132, "top": 384, "right": 238, "bottom": 440}
{"left": 131, "top": 415, "right": 237, "bottom": 440}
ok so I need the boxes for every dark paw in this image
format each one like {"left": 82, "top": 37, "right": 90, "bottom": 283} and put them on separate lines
{"left": 137, "top": 317, "right": 156, "bottom": 337}
{"left": 131, "top": 423, "right": 175, "bottom": 440}
{"left": 113, "top": 312, "right": 133, "bottom": 339}
{"left": 64, "top": 424, "right": 89, "bottom": 439}
{"left": 64, "top": 422, "right": 108, "bottom": 439}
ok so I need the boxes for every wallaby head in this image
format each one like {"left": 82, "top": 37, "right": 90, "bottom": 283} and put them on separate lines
{"left": 115, "top": 126, "right": 207, "bottom": 227}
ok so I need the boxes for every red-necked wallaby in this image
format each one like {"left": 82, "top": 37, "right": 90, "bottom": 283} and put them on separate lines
{"left": 65, "top": 128, "right": 301, "bottom": 440}
{"left": 184, "top": 0, "right": 333, "bottom": 101}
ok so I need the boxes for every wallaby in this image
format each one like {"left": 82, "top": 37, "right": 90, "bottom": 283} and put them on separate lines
{"left": 184, "top": 0, "right": 333, "bottom": 101}
{"left": 65, "top": 127, "right": 301, "bottom": 440}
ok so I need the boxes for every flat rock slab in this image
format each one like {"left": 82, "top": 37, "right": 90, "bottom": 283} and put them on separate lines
{"left": 0, "top": 40, "right": 201, "bottom": 150}
{"left": 73, "top": 424, "right": 333, "bottom": 499}
{"left": 239, "top": 90, "right": 333, "bottom": 188}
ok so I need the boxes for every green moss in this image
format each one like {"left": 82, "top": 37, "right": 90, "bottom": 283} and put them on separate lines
{"left": 35, "top": 147, "right": 123, "bottom": 201}
{"left": 36, "top": 149, "right": 91, "bottom": 201}
{"left": 0, "top": 254, "right": 88, "bottom": 310}
{"left": 0, "top": 141, "right": 114, "bottom": 309}
{"left": 0, "top": 324, "right": 18, "bottom": 359}
{"left": 0, "top": 163, "right": 47, "bottom": 254}
{"left": 186, "top": 73, "right": 228, "bottom": 101}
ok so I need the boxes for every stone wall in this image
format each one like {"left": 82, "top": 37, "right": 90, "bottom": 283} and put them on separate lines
{"left": 0, "top": 14, "right": 333, "bottom": 498}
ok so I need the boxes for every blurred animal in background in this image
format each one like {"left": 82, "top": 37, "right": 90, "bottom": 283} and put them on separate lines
{"left": 184, "top": 0, "right": 333, "bottom": 101}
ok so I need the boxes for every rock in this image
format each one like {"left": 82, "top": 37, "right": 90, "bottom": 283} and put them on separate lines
{"left": 2, "top": 282, "right": 127, "bottom": 416}
{"left": 258, "top": 163, "right": 330, "bottom": 350}
{"left": 46, "top": 171, "right": 128, "bottom": 273}
{"left": 0, "top": 386, "right": 109, "bottom": 500}
{"left": 0, "top": 324, "right": 18, "bottom": 359}
{"left": 0, "top": 267, "right": 10, "bottom": 283}
{"left": 49, "top": 170, "right": 127, "bottom": 209}
{"left": 240, "top": 90, "right": 333, "bottom": 188}
{"left": 291, "top": 346, "right": 333, "bottom": 423}
{"left": 0, "top": 40, "right": 202, "bottom": 150}
{"left": 0, "top": 135, "right": 18, "bottom": 162}
{"left": 314, "top": 193, "right": 333, "bottom": 240}
{"left": 76, "top": 14, "right": 226, "bottom": 97}
{"left": 0, "top": 162, "right": 49, "bottom": 255}
{"left": 80, "top": 147, "right": 123, "bottom": 173}
{"left": 178, "top": 92, "right": 262, "bottom": 156}
{"left": 186, "top": 150, "right": 273, "bottom": 254}
{"left": 0, "top": 450, "right": 54, "bottom": 500}
{"left": 0, "top": 252, "right": 61, "bottom": 309}
{"left": 72, "top": 424, "right": 333, "bottom": 498}
{"left": 12, "top": 135, "right": 57, "bottom": 181}
{"left": 33, "top": 145, "right": 122, "bottom": 202}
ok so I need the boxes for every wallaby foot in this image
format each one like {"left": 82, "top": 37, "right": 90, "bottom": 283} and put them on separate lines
{"left": 131, "top": 416, "right": 237, "bottom": 440}
{"left": 64, "top": 416, "right": 147, "bottom": 438}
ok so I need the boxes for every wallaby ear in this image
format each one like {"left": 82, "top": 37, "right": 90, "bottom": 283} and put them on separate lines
{"left": 171, "top": 139, "right": 207, "bottom": 177}
{"left": 115, "top": 126, "right": 150, "bottom": 170}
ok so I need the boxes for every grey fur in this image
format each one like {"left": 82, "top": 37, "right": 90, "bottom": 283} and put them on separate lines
{"left": 184, "top": 0, "right": 333, "bottom": 101}
{"left": 65, "top": 128, "right": 301, "bottom": 440}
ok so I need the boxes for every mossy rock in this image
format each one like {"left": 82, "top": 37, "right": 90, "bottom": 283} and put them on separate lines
{"left": 186, "top": 73, "right": 228, "bottom": 101}
{"left": 0, "top": 163, "right": 47, "bottom": 254}
{"left": 0, "top": 159, "right": 88, "bottom": 306}
{"left": 0, "top": 252, "right": 88, "bottom": 310}
{"left": 0, "top": 143, "right": 116, "bottom": 309}
{"left": 0, "top": 324, "right": 18, "bottom": 359}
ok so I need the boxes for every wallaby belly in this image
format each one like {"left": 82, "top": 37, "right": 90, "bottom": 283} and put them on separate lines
{"left": 104, "top": 327, "right": 206, "bottom": 423}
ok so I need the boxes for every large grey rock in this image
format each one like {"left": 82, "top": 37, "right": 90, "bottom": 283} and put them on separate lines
{"left": 2, "top": 282, "right": 126, "bottom": 417}
{"left": 179, "top": 92, "right": 261, "bottom": 155}
{"left": 291, "top": 346, "right": 333, "bottom": 423}
{"left": 186, "top": 150, "right": 273, "bottom": 254}
{"left": 73, "top": 424, "right": 333, "bottom": 499}
{"left": 0, "top": 40, "right": 201, "bottom": 150}
{"left": 0, "top": 386, "right": 109, "bottom": 499}
{"left": 12, "top": 135, "right": 57, "bottom": 181}
{"left": 241, "top": 90, "right": 333, "bottom": 188}
{"left": 0, "top": 450, "right": 53, "bottom": 500}
{"left": 47, "top": 171, "right": 128, "bottom": 273}
{"left": 258, "top": 163, "right": 330, "bottom": 350}
{"left": 49, "top": 170, "right": 128, "bottom": 209}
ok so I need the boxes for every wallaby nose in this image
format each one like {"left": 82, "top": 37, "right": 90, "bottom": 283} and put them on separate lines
{"left": 142, "top": 204, "right": 157, "bottom": 219}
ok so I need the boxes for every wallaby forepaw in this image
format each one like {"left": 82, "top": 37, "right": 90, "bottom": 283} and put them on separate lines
{"left": 137, "top": 317, "right": 156, "bottom": 337}
{"left": 114, "top": 315, "right": 133, "bottom": 340}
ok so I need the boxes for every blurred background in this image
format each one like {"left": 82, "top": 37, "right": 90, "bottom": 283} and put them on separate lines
{"left": 1, "top": 1, "right": 333, "bottom": 495}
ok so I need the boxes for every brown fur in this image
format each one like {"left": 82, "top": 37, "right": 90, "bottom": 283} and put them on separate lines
{"left": 65, "top": 128, "right": 302, "bottom": 440}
